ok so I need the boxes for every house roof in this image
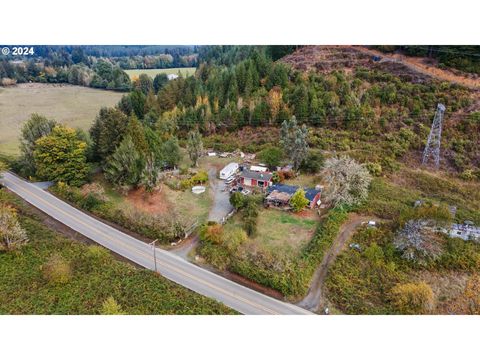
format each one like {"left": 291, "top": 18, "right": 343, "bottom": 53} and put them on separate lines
{"left": 304, "top": 188, "right": 321, "bottom": 202}
{"left": 268, "top": 184, "right": 299, "bottom": 195}
{"left": 266, "top": 190, "right": 292, "bottom": 203}
{"left": 240, "top": 169, "right": 273, "bottom": 182}
{"left": 267, "top": 184, "right": 321, "bottom": 202}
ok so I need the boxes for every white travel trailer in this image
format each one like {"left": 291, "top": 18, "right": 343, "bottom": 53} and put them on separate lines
{"left": 219, "top": 162, "right": 239, "bottom": 180}
{"left": 250, "top": 165, "right": 269, "bottom": 172}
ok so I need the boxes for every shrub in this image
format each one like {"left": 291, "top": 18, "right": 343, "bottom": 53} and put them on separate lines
{"left": 299, "top": 150, "right": 324, "bottom": 174}
{"left": 42, "top": 254, "right": 72, "bottom": 284}
{"left": 389, "top": 282, "right": 434, "bottom": 314}
{"left": 242, "top": 197, "right": 259, "bottom": 236}
{"left": 258, "top": 146, "right": 284, "bottom": 170}
{"left": 271, "top": 172, "right": 281, "bottom": 183}
{"left": 80, "top": 183, "right": 108, "bottom": 201}
{"left": 100, "top": 296, "right": 126, "bottom": 315}
{"left": 0, "top": 204, "right": 29, "bottom": 251}
{"left": 80, "top": 193, "right": 103, "bottom": 211}
{"left": 366, "top": 162, "right": 383, "bottom": 177}
{"left": 86, "top": 245, "right": 111, "bottom": 261}
{"left": 229, "top": 192, "right": 246, "bottom": 209}
{"left": 393, "top": 219, "right": 443, "bottom": 263}
{"left": 290, "top": 189, "right": 309, "bottom": 212}
{"left": 191, "top": 170, "right": 209, "bottom": 184}
{"left": 199, "top": 223, "right": 224, "bottom": 244}
{"left": 460, "top": 169, "right": 476, "bottom": 181}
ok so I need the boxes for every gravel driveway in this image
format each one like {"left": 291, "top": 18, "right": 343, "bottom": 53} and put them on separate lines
{"left": 207, "top": 168, "right": 233, "bottom": 223}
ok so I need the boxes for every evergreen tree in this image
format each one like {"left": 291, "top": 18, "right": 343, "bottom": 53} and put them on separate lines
{"left": 135, "top": 73, "right": 154, "bottom": 95}
{"left": 103, "top": 134, "right": 144, "bottom": 187}
{"left": 153, "top": 73, "right": 169, "bottom": 93}
{"left": 130, "top": 90, "right": 146, "bottom": 119}
{"left": 162, "top": 137, "right": 182, "bottom": 169}
{"left": 187, "top": 129, "right": 203, "bottom": 167}
{"left": 280, "top": 116, "right": 309, "bottom": 170}
{"left": 90, "top": 107, "right": 129, "bottom": 162}
{"left": 292, "top": 84, "right": 309, "bottom": 121}
{"left": 125, "top": 115, "right": 149, "bottom": 155}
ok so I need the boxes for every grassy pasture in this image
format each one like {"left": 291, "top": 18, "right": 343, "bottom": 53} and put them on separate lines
{"left": 225, "top": 208, "right": 318, "bottom": 256}
{"left": 0, "top": 83, "right": 123, "bottom": 156}
{"left": 124, "top": 67, "right": 196, "bottom": 79}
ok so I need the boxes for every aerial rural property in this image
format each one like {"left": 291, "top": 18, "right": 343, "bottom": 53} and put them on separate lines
{"left": 1, "top": 44, "right": 480, "bottom": 316}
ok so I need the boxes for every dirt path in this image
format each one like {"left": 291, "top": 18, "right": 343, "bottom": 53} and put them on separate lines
{"left": 207, "top": 167, "right": 233, "bottom": 223}
{"left": 297, "top": 214, "right": 377, "bottom": 313}
{"left": 353, "top": 46, "right": 480, "bottom": 90}
{"left": 170, "top": 234, "right": 199, "bottom": 259}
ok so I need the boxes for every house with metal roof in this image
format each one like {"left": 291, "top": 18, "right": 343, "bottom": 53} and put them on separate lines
{"left": 265, "top": 184, "right": 322, "bottom": 209}
{"left": 238, "top": 169, "right": 273, "bottom": 190}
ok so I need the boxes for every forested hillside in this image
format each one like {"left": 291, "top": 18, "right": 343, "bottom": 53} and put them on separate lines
{"left": 116, "top": 45, "right": 479, "bottom": 176}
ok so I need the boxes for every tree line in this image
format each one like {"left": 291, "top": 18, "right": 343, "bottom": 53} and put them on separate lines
{"left": 116, "top": 46, "right": 472, "bottom": 138}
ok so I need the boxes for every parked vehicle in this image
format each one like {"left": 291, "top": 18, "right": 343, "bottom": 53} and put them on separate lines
{"left": 230, "top": 186, "right": 243, "bottom": 194}
{"left": 241, "top": 189, "right": 251, "bottom": 196}
{"left": 224, "top": 176, "right": 236, "bottom": 184}
{"left": 219, "top": 162, "right": 239, "bottom": 180}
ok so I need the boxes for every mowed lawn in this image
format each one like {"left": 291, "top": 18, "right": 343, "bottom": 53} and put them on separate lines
{"left": 124, "top": 67, "right": 196, "bottom": 79}
{"left": 0, "top": 83, "right": 123, "bottom": 156}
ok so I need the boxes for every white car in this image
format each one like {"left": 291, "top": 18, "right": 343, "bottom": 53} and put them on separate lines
{"left": 241, "top": 189, "right": 251, "bottom": 196}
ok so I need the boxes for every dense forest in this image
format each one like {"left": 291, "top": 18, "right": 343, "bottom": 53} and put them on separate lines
{"left": 115, "top": 45, "right": 478, "bottom": 173}
{"left": 2, "top": 45, "right": 479, "bottom": 174}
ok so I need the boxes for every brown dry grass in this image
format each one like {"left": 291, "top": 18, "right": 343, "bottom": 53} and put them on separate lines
{"left": 0, "top": 83, "right": 123, "bottom": 155}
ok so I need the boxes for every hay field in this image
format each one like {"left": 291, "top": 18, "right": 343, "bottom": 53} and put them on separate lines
{"left": 124, "top": 67, "right": 196, "bottom": 79}
{"left": 0, "top": 83, "right": 123, "bottom": 156}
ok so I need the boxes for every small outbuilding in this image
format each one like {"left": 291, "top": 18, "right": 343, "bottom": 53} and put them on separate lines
{"left": 265, "top": 184, "right": 322, "bottom": 209}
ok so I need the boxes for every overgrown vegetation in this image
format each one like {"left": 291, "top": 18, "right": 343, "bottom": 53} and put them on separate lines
{"left": 325, "top": 172, "right": 480, "bottom": 314}
{"left": 50, "top": 182, "right": 185, "bottom": 244}
{"left": 0, "top": 189, "right": 235, "bottom": 314}
{"left": 199, "top": 207, "right": 348, "bottom": 298}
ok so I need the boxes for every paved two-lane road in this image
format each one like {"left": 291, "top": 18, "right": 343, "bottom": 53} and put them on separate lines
{"left": 1, "top": 172, "right": 311, "bottom": 315}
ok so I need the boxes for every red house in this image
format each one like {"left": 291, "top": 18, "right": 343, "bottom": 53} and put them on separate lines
{"left": 238, "top": 169, "right": 273, "bottom": 190}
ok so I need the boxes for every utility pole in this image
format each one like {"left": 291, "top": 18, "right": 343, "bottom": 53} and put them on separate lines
{"left": 149, "top": 239, "right": 158, "bottom": 272}
{"left": 422, "top": 103, "right": 446, "bottom": 169}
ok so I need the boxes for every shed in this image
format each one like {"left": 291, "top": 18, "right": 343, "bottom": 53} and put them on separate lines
{"left": 266, "top": 184, "right": 322, "bottom": 209}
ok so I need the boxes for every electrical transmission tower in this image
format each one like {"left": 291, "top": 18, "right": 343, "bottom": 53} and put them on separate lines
{"left": 422, "top": 103, "right": 446, "bottom": 169}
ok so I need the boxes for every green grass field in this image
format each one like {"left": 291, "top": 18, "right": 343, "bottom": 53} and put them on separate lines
{"left": 0, "top": 83, "right": 123, "bottom": 156}
{"left": 124, "top": 67, "right": 196, "bottom": 79}
{"left": 225, "top": 208, "right": 318, "bottom": 255}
